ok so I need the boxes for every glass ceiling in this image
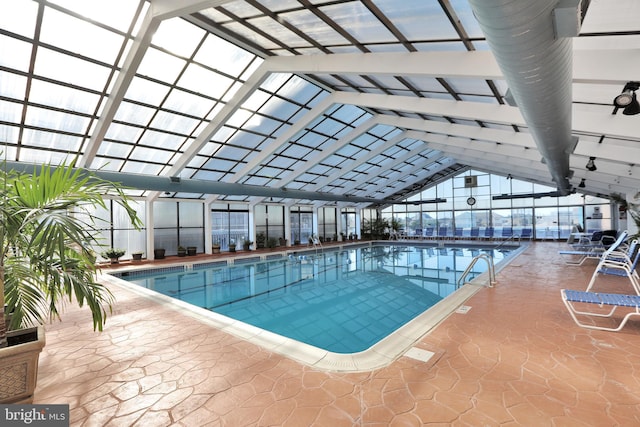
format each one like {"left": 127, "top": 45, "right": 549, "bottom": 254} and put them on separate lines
{"left": 1, "top": 0, "right": 639, "bottom": 205}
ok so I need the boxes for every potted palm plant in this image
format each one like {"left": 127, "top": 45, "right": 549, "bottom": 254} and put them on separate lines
{"left": 101, "top": 248, "right": 126, "bottom": 264}
{"left": 0, "top": 160, "right": 141, "bottom": 403}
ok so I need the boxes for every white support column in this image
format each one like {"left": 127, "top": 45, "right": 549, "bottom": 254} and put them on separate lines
{"left": 336, "top": 205, "right": 344, "bottom": 241}
{"left": 355, "top": 208, "right": 362, "bottom": 240}
{"left": 248, "top": 203, "right": 256, "bottom": 250}
{"left": 204, "top": 200, "right": 212, "bottom": 254}
{"left": 146, "top": 200, "right": 155, "bottom": 260}
{"left": 283, "top": 204, "right": 291, "bottom": 247}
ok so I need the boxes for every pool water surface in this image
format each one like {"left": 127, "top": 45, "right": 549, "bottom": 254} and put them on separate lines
{"left": 116, "top": 244, "right": 513, "bottom": 353}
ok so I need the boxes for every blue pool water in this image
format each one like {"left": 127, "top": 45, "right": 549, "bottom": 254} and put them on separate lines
{"left": 117, "top": 244, "right": 513, "bottom": 353}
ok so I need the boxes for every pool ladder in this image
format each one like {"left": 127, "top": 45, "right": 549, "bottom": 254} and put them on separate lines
{"left": 456, "top": 253, "right": 497, "bottom": 289}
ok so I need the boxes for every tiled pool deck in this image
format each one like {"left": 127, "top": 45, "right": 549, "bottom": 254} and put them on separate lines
{"left": 34, "top": 242, "right": 640, "bottom": 425}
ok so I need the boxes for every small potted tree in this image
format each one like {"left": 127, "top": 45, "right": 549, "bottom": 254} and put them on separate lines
{"left": 228, "top": 240, "right": 236, "bottom": 253}
{"left": 177, "top": 246, "right": 187, "bottom": 257}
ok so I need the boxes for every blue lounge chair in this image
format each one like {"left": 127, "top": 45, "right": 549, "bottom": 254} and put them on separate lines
{"left": 501, "top": 227, "right": 513, "bottom": 240}
{"left": 559, "top": 231, "right": 628, "bottom": 266}
{"left": 482, "top": 227, "right": 494, "bottom": 241}
{"left": 470, "top": 227, "right": 480, "bottom": 239}
{"left": 561, "top": 289, "right": 640, "bottom": 331}
{"left": 519, "top": 228, "right": 533, "bottom": 241}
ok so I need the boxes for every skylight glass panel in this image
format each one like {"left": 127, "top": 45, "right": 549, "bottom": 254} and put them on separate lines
{"left": 40, "top": 7, "right": 124, "bottom": 63}
{"left": 34, "top": 48, "right": 111, "bottom": 91}
{"left": 226, "top": 129, "right": 267, "bottom": 149}
{"left": 212, "top": 145, "right": 252, "bottom": 160}
{"left": 278, "top": 9, "right": 350, "bottom": 46}
{"left": 120, "top": 160, "right": 165, "bottom": 175}
{"left": 450, "top": 0, "right": 485, "bottom": 38}
{"left": 163, "top": 89, "right": 216, "bottom": 117}
{"left": 0, "top": 72, "right": 27, "bottom": 99}
{"left": 320, "top": 2, "right": 395, "bottom": 43}
{"left": 129, "top": 146, "right": 173, "bottom": 163}
{"left": 150, "top": 111, "right": 200, "bottom": 135}
{"left": 0, "top": 0, "right": 37, "bottom": 38}
{"left": 96, "top": 141, "right": 134, "bottom": 158}
{"left": 0, "top": 135, "right": 17, "bottom": 156}
{"left": 178, "top": 63, "right": 234, "bottom": 99}
{"left": 335, "top": 144, "right": 362, "bottom": 158}
{"left": 138, "top": 129, "right": 185, "bottom": 149}
{"left": 24, "top": 106, "right": 90, "bottom": 134}
{"left": 404, "top": 76, "right": 447, "bottom": 92}
{"left": 48, "top": 0, "right": 140, "bottom": 32}
{"left": 137, "top": 47, "right": 186, "bottom": 83}
{"left": 19, "top": 146, "right": 72, "bottom": 164}
{"left": 153, "top": 17, "right": 205, "bottom": 58}
{"left": 278, "top": 75, "right": 323, "bottom": 103}
{"left": 279, "top": 143, "right": 313, "bottom": 159}
{"left": 203, "top": 157, "right": 239, "bottom": 172}
{"left": 221, "top": 21, "right": 281, "bottom": 50}
{"left": 113, "top": 101, "right": 156, "bottom": 126}
{"left": 195, "top": 35, "right": 256, "bottom": 77}
{"left": 265, "top": 155, "right": 296, "bottom": 169}
{"left": 0, "top": 35, "right": 32, "bottom": 71}
{"left": 247, "top": 16, "right": 311, "bottom": 48}
{"left": 29, "top": 79, "right": 100, "bottom": 114}
{"left": 216, "top": 1, "right": 262, "bottom": 18}
{"left": 446, "top": 78, "right": 493, "bottom": 96}
{"left": 104, "top": 123, "right": 143, "bottom": 142}
{"left": 258, "top": 96, "right": 303, "bottom": 121}
{"left": 124, "top": 77, "right": 171, "bottom": 105}
{"left": 0, "top": 102, "right": 22, "bottom": 124}
{"left": 373, "top": 0, "right": 459, "bottom": 40}
{"left": 21, "top": 129, "right": 83, "bottom": 152}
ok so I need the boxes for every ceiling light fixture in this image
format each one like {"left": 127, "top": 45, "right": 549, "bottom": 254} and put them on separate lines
{"left": 586, "top": 157, "right": 597, "bottom": 172}
{"left": 578, "top": 178, "right": 585, "bottom": 188}
{"left": 613, "top": 81, "right": 640, "bottom": 115}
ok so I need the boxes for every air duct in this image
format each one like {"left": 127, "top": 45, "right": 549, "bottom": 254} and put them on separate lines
{"left": 3, "top": 161, "right": 388, "bottom": 205}
{"left": 468, "top": 0, "right": 578, "bottom": 195}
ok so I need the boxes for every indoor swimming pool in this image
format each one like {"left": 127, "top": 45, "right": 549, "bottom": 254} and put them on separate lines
{"left": 113, "top": 244, "right": 516, "bottom": 354}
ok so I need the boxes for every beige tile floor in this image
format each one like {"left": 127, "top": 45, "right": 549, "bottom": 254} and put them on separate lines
{"left": 34, "top": 242, "right": 640, "bottom": 426}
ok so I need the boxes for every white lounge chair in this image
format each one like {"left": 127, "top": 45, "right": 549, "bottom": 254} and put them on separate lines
{"left": 585, "top": 240, "right": 640, "bottom": 294}
{"left": 559, "top": 231, "right": 628, "bottom": 266}
{"left": 561, "top": 289, "right": 640, "bottom": 332}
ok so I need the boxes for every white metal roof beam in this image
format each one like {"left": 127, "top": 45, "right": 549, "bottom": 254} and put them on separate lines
{"left": 264, "top": 49, "right": 639, "bottom": 84}
{"left": 79, "top": 9, "right": 160, "bottom": 168}
{"left": 151, "top": 0, "right": 233, "bottom": 19}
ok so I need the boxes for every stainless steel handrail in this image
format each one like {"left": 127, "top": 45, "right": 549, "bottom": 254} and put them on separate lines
{"left": 456, "top": 253, "right": 496, "bottom": 289}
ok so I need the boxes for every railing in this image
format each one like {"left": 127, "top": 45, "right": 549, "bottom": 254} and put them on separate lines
{"left": 456, "top": 253, "right": 496, "bottom": 289}
{"left": 495, "top": 234, "right": 520, "bottom": 250}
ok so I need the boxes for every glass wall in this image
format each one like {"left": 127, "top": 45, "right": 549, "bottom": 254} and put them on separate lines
{"left": 211, "top": 203, "right": 250, "bottom": 250}
{"left": 318, "top": 207, "right": 337, "bottom": 242}
{"left": 340, "top": 207, "right": 357, "bottom": 240}
{"left": 255, "top": 204, "right": 285, "bottom": 248}
{"left": 291, "top": 206, "right": 313, "bottom": 245}
{"left": 381, "top": 170, "right": 612, "bottom": 240}
{"left": 84, "top": 198, "right": 146, "bottom": 261}
{"left": 154, "top": 201, "right": 204, "bottom": 255}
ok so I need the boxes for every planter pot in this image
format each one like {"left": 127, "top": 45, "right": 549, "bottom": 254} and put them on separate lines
{"left": 177, "top": 250, "right": 187, "bottom": 257}
{"left": 0, "top": 326, "right": 46, "bottom": 404}
{"left": 228, "top": 244, "right": 236, "bottom": 253}
{"left": 154, "top": 249, "right": 165, "bottom": 259}
{"left": 187, "top": 247, "right": 197, "bottom": 256}
{"left": 110, "top": 257, "right": 120, "bottom": 264}
{"left": 212, "top": 246, "right": 221, "bottom": 254}
{"left": 132, "top": 253, "right": 143, "bottom": 261}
